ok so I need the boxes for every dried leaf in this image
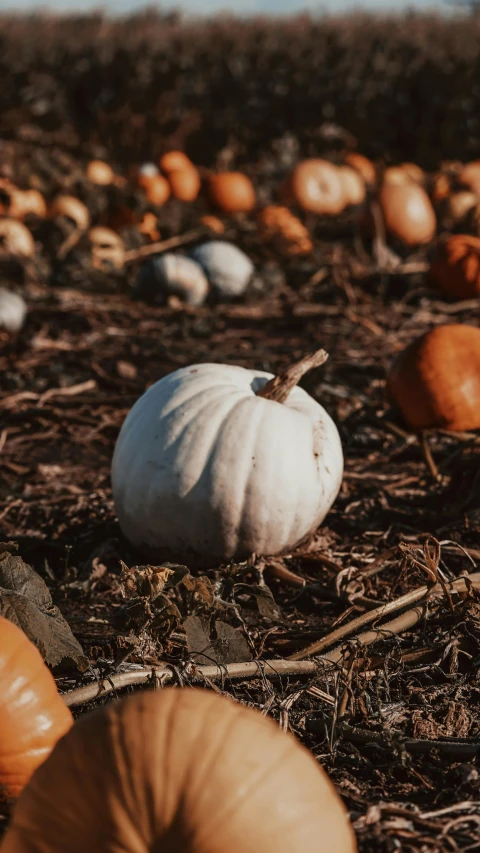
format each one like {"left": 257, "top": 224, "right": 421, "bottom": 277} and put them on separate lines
{"left": 184, "top": 615, "right": 252, "bottom": 665}
{"left": 0, "top": 551, "right": 88, "bottom": 671}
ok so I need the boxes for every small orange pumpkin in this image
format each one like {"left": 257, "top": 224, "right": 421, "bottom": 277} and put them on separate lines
{"left": 429, "top": 234, "right": 480, "bottom": 300}
{"left": 379, "top": 183, "right": 436, "bottom": 246}
{"left": 0, "top": 219, "right": 35, "bottom": 257}
{"left": 139, "top": 174, "right": 171, "bottom": 207}
{"left": 284, "top": 159, "right": 345, "bottom": 216}
{"left": 207, "top": 172, "right": 256, "bottom": 214}
{"left": 337, "top": 166, "right": 366, "bottom": 207}
{"left": 138, "top": 212, "right": 161, "bottom": 241}
{"left": 382, "top": 166, "right": 414, "bottom": 187}
{"left": 345, "top": 153, "right": 376, "bottom": 186}
{"left": 200, "top": 214, "right": 225, "bottom": 234}
{"left": 387, "top": 324, "right": 480, "bottom": 431}
{"left": 49, "top": 196, "right": 90, "bottom": 231}
{"left": 159, "top": 150, "right": 193, "bottom": 173}
{"left": 400, "top": 162, "right": 425, "bottom": 184}
{"left": 168, "top": 167, "right": 201, "bottom": 202}
{"left": 0, "top": 688, "right": 356, "bottom": 853}
{"left": 86, "top": 160, "right": 116, "bottom": 186}
{"left": 445, "top": 191, "right": 477, "bottom": 225}
{"left": 0, "top": 616, "right": 73, "bottom": 801}
{"left": 258, "top": 205, "right": 313, "bottom": 255}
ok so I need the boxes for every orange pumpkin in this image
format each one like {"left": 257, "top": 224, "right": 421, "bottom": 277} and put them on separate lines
{"left": 0, "top": 219, "right": 35, "bottom": 257}
{"left": 285, "top": 159, "right": 345, "bottom": 216}
{"left": 207, "top": 172, "right": 256, "bottom": 214}
{"left": 168, "top": 167, "right": 201, "bottom": 202}
{"left": 379, "top": 183, "right": 436, "bottom": 246}
{"left": 387, "top": 324, "right": 480, "bottom": 431}
{"left": 200, "top": 214, "right": 225, "bottom": 234}
{"left": 459, "top": 160, "right": 480, "bottom": 197}
{"left": 432, "top": 173, "right": 451, "bottom": 204}
{"left": 0, "top": 617, "right": 73, "bottom": 802}
{"left": 345, "top": 153, "right": 376, "bottom": 185}
{"left": 159, "top": 150, "right": 193, "bottom": 173}
{"left": 258, "top": 205, "right": 313, "bottom": 255}
{"left": 138, "top": 212, "right": 161, "bottom": 241}
{"left": 337, "top": 166, "right": 366, "bottom": 207}
{"left": 430, "top": 234, "right": 480, "bottom": 300}
{"left": 49, "top": 196, "right": 90, "bottom": 231}
{"left": 382, "top": 166, "right": 414, "bottom": 187}
{"left": 16, "top": 190, "right": 47, "bottom": 220}
{"left": 0, "top": 688, "right": 356, "bottom": 853}
{"left": 445, "top": 191, "right": 477, "bottom": 225}
{"left": 400, "top": 162, "right": 425, "bottom": 184}
{"left": 86, "top": 160, "right": 115, "bottom": 186}
{"left": 139, "top": 174, "right": 171, "bottom": 207}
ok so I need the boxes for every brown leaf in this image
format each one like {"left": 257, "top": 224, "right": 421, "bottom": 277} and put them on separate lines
{"left": 184, "top": 615, "right": 252, "bottom": 665}
{"left": 0, "top": 551, "right": 88, "bottom": 671}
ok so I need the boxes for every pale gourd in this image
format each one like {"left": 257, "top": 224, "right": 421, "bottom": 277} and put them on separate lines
{"left": 112, "top": 349, "right": 343, "bottom": 565}
{"left": 134, "top": 253, "right": 209, "bottom": 307}
{"left": 0, "top": 688, "right": 357, "bottom": 853}
{"left": 0, "top": 289, "right": 27, "bottom": 333}
{"left": 190, "top": 241, "right": 254, "bottom": 298}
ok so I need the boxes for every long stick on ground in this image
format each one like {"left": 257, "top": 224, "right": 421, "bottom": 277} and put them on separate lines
{"left": 61, "top": 601, "right": 433, "bottom": 708}
{"left": 289, "top": 572, "right": 480, "bottom": 660}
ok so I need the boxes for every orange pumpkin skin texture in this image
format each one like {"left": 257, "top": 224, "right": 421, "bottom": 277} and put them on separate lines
{"left": 430, "top": 235, "right": 480, "bottom": 300}
{"left": 286, "top": 159, "right": 345, "bottom": 215}
{"left": 387, "top": 324, "right": 480, "bottom": 432}
{"left": 168, "top": 167, "right": 201, "bottom": 202}
{"left": 0, "top": 617, "right": 73, "bottom": 802}
{"left": 207, "top": 172, "right": 256, "bottom": 214}
{"left": 345, "top": 153, "right": 376, "bottom": 185}
{"left": 379, "top": 184, "right": 436, "bottom": 246}
{"left": 1, "top": 689, "right": 356, "bottom": 853}
{"left": 86, "top": 160, "right": 115, "bottom": 186}
{"left": 159, "top": 151, "right": 193, "bottom": 173}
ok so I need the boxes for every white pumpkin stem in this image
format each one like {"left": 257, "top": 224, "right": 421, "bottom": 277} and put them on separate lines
{"left": 256, "top": 348, "right": 329, "bottom": 404}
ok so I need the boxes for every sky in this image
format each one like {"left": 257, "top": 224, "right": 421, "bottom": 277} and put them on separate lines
{"left": 0, "top": 0, "right": 447, "bottom": 15}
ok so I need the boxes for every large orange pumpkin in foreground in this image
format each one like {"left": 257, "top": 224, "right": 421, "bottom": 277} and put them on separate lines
{"left": 0, "top": 617, "right": 73, "bottom": 801}
{"left": 285, "top": 159, "right": 345, "bottom": 215}
{"left": 1, "top": 688, "right": 356, "bottom": 853}
{"left": 387, "top": 324, "right": 480, "bottom": 431}
{"left": 207, "top": 172, "right": 256, "bottom": 213}
{"left": 379, "top": 183, "right": 436, "bottom": 246}
{"left": 430, "top": 234, "right": 480, "bottom": 300}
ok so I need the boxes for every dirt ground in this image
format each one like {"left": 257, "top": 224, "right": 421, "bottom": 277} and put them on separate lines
{"left": 1, "top": 10, "right": 480, "bottom": 852}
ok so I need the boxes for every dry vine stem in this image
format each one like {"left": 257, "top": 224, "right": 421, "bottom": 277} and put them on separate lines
{"left": 124, "top": 228, "right": 204, "bottom": 264}
{"left": 62, "top": 573, "right": 480, "bottom": 709}
{"left": 256, "top": 347, "right": 329, "bottom": 403}
{"left": 290, "top": 571, "right": 480, "bottom": 660}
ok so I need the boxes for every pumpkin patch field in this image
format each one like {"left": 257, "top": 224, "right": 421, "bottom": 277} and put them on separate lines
{"left": 2, "top": 8, "right": 480, "bottom": 852}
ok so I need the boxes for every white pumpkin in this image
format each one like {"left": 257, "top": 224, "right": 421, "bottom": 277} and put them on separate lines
{"left": 112, "top": 352, "right": 343, "bottom": 566}
{"left": 0, "top": 288, "right": 27, "bottom": 332}
{"left": 134, "top": 253, "right": 209, "bottom": 306}
{"left": 190, "top": 241, "right": 254, "bottom": 298}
